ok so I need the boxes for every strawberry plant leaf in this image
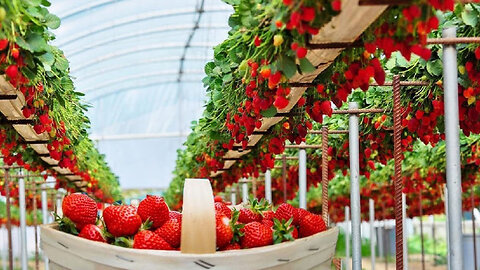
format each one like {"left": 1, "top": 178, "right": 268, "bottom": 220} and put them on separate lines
{"left": 45, "top": 13, "right": 61, "bottom": 29}
{"left": 426, "top": 59, "right": 442, "bottom": 76}
{"left": 299, "top": 58, "right": 315, "bottom": 74}
{"left": 261, "top": 106, "right": 277, "bottom": 117}
{"left": 25, "top": 32, "right": 48, "bottom": 52}
{"left": 277, "top": 55, "right": 296, "bottom": 78}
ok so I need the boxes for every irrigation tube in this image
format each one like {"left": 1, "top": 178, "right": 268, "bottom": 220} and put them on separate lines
{"left": 298, "top": 145, "right": 307, "bottom": 210}
{"left": 348, "top": 101, "right": 362, "bottom": 270}
{"left": 265, "top": 170, "right": 272, "bottom": 203}
{"left": 18, "top": 170, "right": 27, "bottom": 270}
{"left": 442, "top": 26, "right": 463, "bottom": 270}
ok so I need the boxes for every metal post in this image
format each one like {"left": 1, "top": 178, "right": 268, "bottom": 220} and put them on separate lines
{"left": 345, "top": 206, "right": 351, "bottom": 270}
{"left": 251, "top": 178, "right": 257, "bottom": 199}
{"left": 231, "top": 186, "right": 237, "bottom": 205}
{"left": 4, "top": 169, "right": 12, "bottom": 270}
{"left": 242, "top": 181, "right": 248, "bottom": 203}
{"left": 41, "top": 182, "right": 50, "bottom": 269}
{"left": 32, "top": 181, "right": 39, "bottom": 270}
{"left": 445, "top": 186, "right": 451, "bottom": 270}
{"left": 348, "top": 102, "right": 362, "bottom": 270}
{"left": 419, "top": 191, "right": 425, "bottom": 270}
{"left": 472, "top": 187, "right": 478, "bottom": 270}
{"left": 369, "top": 199, "right": 375, "bottom": 270}
{"left": 56, "top": 191, "right": 63, "bottom": 216}
{"left": 299, "top": 143, "right": 307, "bottom": 210}
{"left": 321, "top": 126, "right": 329, "bottom": 224}
{"left": 18, "top": 171, "right": 28, "bottom": 270}
{"left": 378, "top": 219, "right": 384, "bottom": 259}
{"left": 392, "top": 74, "right": 404, "bottom": 270}
{"left": 282, "top": 154, "right": 287, "bottom": 203}
{"left": 402, "top": 193, "right": 408, "bottom": 269}
{"left": 265, "top": 170, "right": 272, "bottom": 203}
{"left": 442, "top": 26, "right": 463, "bottom": 270}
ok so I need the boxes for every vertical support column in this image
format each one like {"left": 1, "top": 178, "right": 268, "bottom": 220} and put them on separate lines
{"left": 4, "top": 169, "right": 13, "bottom": 270}
{"left": 442, "top": 26, "right": 463, "bottom": 270}
{"left": 56, "top": 190, "right": 63, "bottom": 216}
{"left": 471, "top": 187, "right": 478, "bottom": 270}
{"left": 348, "top": 101, "right": 361, "bottom": 270}
{"left": 392, "top": 74, "right": 404, "bottom": 270}
{"left": 242, "top": 180, "right": 248, "bottom": 203}
{"left": 251, "top": 178, "right": 257, "bottom": 199}
{"left": 32, "top": 181, "right": 39, "bottom": 270}
{"left": 402, "top": 193, "right": 408, "bottom": 269}
{"left": 321, "top": 126, "right": 329, "bottom": 224}
{"left": 265, "top": 170, "right": 272, "bottom": 203}
{"left": 444, "top": 186, "right": 451, "bottom": 270}
{"left": 231, "top": 186, "right": 237, "bottom": 205}
{"left": 18, "top": 171, "right": 28, "bottom": 270}
{"left": 419, "top": 191, "right": 425, "bottom": 270}
{"left": 41, "top": 182, "right": 49, "bottom": 270}
{"left": 369, "top": 199, "right": 375, "bottom": 270}
{"left": 299, "top": 143, "right": 307, "bottom": 210}
{"left": 282, "top": 154, "right": 287, "bottom": 203}
{"left": 345, "top": 206, "right": 351, "bottom": 270}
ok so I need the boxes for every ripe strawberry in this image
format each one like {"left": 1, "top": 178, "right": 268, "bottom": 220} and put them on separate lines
{"left": 261, "top": 219, "right": 274, "bottom": 228}
{"left": 297, "top": 208, "right": 310, "bottom": 222}
{"left": 0, "top": 39, "right": 8, "bottom": 50}
{"left": 215, "top": 202, "right": 232, "bottom": 218}
{"left": 78, "top": 224, "right": 107, "bottom": 243}
{"left": 274, "top": 203, "right": 299, "bottom": 224}
{"left": 214, "top": 195, "right": 223, "bottom": 203}
{"left": 298, "top": 214, "right": 327, "bottom": 238}
{"left": 103, "top": 205, "right": 142, "bottom": 237}
{"left": 61, "top": 193, "right": 97, "bottom": 231}
{"left": 133, "top": 230, "right": 172, "bottom": 250}
{"left": 262, "top": 210, "right": 274, "bottom": 220}
{"left": 5, "top": 65, "right": 18, "bottom": 79}
{"left": 216, "top": 214, "right": 233, "bottom": 249}
{"left": 220, "top": 242, "right": 241, "bottom": 251}
{"left": 238, "top": 208, "right": 261, "bottom": 223}
{"left": 137, "top": 195, "right": 169, "bottom": 229}
{"left": 155, "top": 217, "right": 181, "bottom": 248}
{"left": 169, "top": 211, "right": 182, "bottom": 222}
{"left": 241, "top": 222, "right": 273, "bottom": 249}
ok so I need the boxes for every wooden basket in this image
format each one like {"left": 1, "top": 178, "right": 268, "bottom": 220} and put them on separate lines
{"left": 40, "top": 179, "right": 339, "bottom": 270}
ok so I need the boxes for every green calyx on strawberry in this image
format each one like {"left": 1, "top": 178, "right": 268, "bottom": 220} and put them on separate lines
{"left": 230, "top": 209, "right": 245, "bottom": 244}
{"left": 55, "top": 213, "right": 79, "bottom": 235}
{"left": 272, "top": 218, "right": 298, "bottom": 244}
{"left": 238, "top": 198, "right": 271, "bottom": 223}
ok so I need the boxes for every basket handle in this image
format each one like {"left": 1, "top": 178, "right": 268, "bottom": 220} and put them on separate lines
{"left": 180, "top": 178, "right": 216, "bottom": 254}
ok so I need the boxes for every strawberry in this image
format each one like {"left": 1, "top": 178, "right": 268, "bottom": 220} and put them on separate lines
{"left": 61, "top": 193, "right": 97, "bottom": 231}
{"left": 103, "top": 205, "right": 142, "bottom": 237}
{"left": 241, "top": 222, "right": 273, "bottom": 249}
{"left": 261, "top": 219, "right": 274, "bottom": 228}
{"left": 296, "top": 208, "right": 310, "bottom": 222}
{"left": 215, "top": 202, "right": 232, "bottom": 218}
{"left": 274, "top": 203, "right": 299, "bottom": 224}
{"left": 273, "top": 218, "right": 298, "bottom": 244}
{"left": 5, "top": 65, "right": 18, "bottom": 79}
{"left": 169, "top": 211, "right": 182, "bottom": 222}
{"left": 238, "top": 208, "right": 261, "bottom": 223}
{"left": 262, "top": 210, "right": 274, "bottom": 220}
{"left": 78, "top": 224, "right": 107, "bottom": 243}
{"left": 298, "top": 214, "right": 327, "bottom": 238}
{"left": 137, "top": 195, "right": 169, "bottom": 229}
{"left": 214, "top": 195, "right": 223, "bottom": 203}
{"left": 155, "top": 218, "right": 181, "bottom": 248}
{"left": 133, "top": 230, "right": 172, "bottom": 250}
{"left": 216, "top": 214, "right": 233, "bottom": 249}
{"left": 220, "top": 242, "right": 241, "bottom": 251}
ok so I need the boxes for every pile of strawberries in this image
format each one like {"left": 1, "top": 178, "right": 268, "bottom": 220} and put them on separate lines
{"left": 58, "top": 193, "right": 327, "bottom": 251}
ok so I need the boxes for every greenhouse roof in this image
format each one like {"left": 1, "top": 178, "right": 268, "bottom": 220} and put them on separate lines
{"left": 49, "top": 0, "right": 232, "bottom": 189}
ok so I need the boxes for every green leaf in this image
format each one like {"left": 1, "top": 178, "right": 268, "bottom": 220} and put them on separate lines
{"left": 426, "top": 59, "right": 442, "bottom": 76}
{"left": 45, "top": 13, "right": 61, "bottom": 29}
{"left": 39, "top": 52, "right": 54, "bottom": 71}
{"left": 277, "top": 55, "right": 296, "bottom": 78}
{"left": 222, "top": 73, "right": 233, "bottom": 83}
{"left": 261, "top": 106, "right": 277, "bottom": 117}
{"left": 25, "top": 33, "right": 47, "bottom": 52}
{"left": 15, "top": 36, "right": 32, "bottom": 52}
{"left": 461, "top": 5, "right": 478, "bottom": 27}
{"left": 299, "top": 58, "right": 315, "bottom": 74}
{"left": 54, "top": 56, "right": 69, "bottom": 72}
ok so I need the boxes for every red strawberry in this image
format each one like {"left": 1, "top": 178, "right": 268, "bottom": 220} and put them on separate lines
{"left": 220, "top": 242, "right": 240, "bottom": 251}
{"left": 261, "top": 219, "right": 274, "bottom": 228}
{"left": 216, "top": 214, "right": 233, "bottom": 248}
{"left": 241, "top": 222, "right": 273, "bottom": 249}
{"left": 262, "top": 210, "right": 274, "bottom": 220}
{"left": 274, "top": 203, "right": 299, "bottom": 224}
{"left": 137, "top": 195, "right": 169, "bottom": 229}
{"left": 5, "top": 65, "right": 18, "bottom": 79}
{"left": 62, "top": 193, "right": 97, "bottom": 230}
{"left": 298, "top": 214, "right": 327, "bottom": 238}
{"left": 215, "top": 202, "right": 232, "bottom": 218}
{"left": 103, "top": 205, "right": 142, "bottom": 237}
{"left": 296, "top": 208, "right": 310, "bottom": 222}
{"left": 238, "top": 208, "right": 261, "bottom": 223}
{"left": 78, "top": 224, "right": 106, "bottom": 243}
{"left": 133, "top": 230, "right": 172, "bottom": 250}
{"left": 155, "top": 218, "right": 181, "bottom": 248}
{"left": 169, "top": 211, "right": 182, "bottom": 222}
{"left": 214, "top": 195, "right": 223, "bottom": 203}
{"left": 0, "top": 39, "right": 8, "bottom": 50}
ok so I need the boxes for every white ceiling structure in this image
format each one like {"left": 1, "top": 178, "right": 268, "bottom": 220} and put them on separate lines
{"left": 49, "top": 0, "right": 232, "bottom": 189}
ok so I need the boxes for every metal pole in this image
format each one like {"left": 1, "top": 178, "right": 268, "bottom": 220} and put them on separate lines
{"left": 4, "top": 169, "right": 12, "bottom": 270}
{"left": 251, "top": 178, "right": 257, "bottom": 199}
{"left": 345, "top": 206, "right": 351, "bottom": 270}
{"left": 392, "top": 74, "right": 404, "bottom": 270}
{"left": 282, "top": 154, "right": 287, "bottom": 203}
{"left": 32, "top": 180, "right": 39, "bottom": 270}
{"left": 231, "top": 186, "right": 237, "bottom": 205}
{"left": 18, "top": 170, "right": 28, "bottom": 270}
{"left": 442, "top": 26, "right": 463, "bottom": 270}
{"left": 265, "top": 170, "right": 272, "bottom": 203}
{"left": 419, "top": 191, "right": 425, "bottom": 270}
{"left": 445, "top": 186, "right": 451, "bottom": 270}
{"left": 321, "top": 126, "right": 329, "bottom": 224}
{"left": 242, "top": 181, "right": 248, "bottom": 203}
{"left": 369, "top": 199, "right": 375, "bottom": 270}
{"left": 348, "top": 101, "right": 362, "bottom": 270}
{"left": 299, "top": 143, "right": 307, "bottom": 210}
{"left": 472, "top": 187, "right": 478, "bottom": 270}
{"left": 56, "top": 191, "right": 63, "bottom": 216}
{"left": 41, "top": 182, "right": 50, "bottom": 270}
{"left": 402, "top": 193, "right": 408, "bottom": 269}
